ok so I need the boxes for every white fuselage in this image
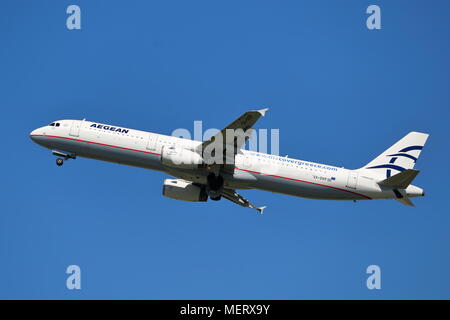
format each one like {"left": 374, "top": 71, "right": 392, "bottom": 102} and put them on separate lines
{"left": 30, "top": 119, "right": 424, "bottom": 202}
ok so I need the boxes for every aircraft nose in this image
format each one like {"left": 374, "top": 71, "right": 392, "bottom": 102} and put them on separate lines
{"left": 29, "top": 128, "right": 41, "bottom": 142}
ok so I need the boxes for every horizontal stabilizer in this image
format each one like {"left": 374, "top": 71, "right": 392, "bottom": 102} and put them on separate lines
{"left": 396, "top": 197, "right": 415, "bottom": 207}
{"left": 378, "top": 169, "right": 419, "bottom": 189}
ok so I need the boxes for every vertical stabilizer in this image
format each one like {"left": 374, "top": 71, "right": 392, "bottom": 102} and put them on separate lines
{"left": 360, "top": 132, "right": 429, "bottom": 178}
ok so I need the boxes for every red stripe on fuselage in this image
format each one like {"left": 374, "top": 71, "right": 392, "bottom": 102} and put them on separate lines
{"left": 235, "top": 167, "right": 372, "bottom": 200}
{"left": 30, "top": 134, "right": 161, "bottom": 156}
{"left": 31, "top": 134, "right": 371, "bottom": 200}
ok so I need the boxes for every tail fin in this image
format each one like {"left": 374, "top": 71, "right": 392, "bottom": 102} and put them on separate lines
{"left": 359, "top": 132, "right": 429, "bottom": 178}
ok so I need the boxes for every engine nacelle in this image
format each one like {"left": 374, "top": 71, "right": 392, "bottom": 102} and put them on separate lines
{"left": 161, "top": 146, "right": 203, "bottom": 168}
{"left": 162, "top": 179, "right": 208, "bottom": 202}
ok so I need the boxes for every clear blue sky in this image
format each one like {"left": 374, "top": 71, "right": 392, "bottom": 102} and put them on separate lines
{"left": 1, "top": 0, "right": 449, "bottom": 299}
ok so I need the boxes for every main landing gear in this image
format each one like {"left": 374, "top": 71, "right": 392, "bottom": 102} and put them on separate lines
{"left": 52, "top": 150, "right": 76, "bottom": 167}
{"left": 206, "top": 173, "right": 224, "bottom": 201}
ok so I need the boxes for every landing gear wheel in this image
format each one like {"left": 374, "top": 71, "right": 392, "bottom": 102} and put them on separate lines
{"left": 206, "top": 173, "right": 224, "bottom": 201}
{"left": 56, "top": 158, "right": 64, "bottom": 166}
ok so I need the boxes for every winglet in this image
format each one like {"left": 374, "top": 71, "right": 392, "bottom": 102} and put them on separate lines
{"left": 257, "top": 206, "right": 267, "bottom": 214}
{"left": 256, "top": 108, "right": 269, "bottom": 116}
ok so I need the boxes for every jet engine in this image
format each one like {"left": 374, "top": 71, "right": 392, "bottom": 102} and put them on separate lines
{"left": 161, "top": 146, "right": 203, "bottom": 168}
{"left": 162, "top": 179, "right": 208, "bottom": 202}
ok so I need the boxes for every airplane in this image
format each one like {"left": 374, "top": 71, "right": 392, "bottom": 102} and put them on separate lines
{"left": 29, "top": 109, "right": 428, "bottom": 213}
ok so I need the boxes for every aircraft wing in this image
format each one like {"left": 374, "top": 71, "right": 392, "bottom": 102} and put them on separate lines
{"left": 197, "top": 108, "right": 269, "bottom": 166}
{"left": 221, "top": 189, "right": 266, "bottom": 214}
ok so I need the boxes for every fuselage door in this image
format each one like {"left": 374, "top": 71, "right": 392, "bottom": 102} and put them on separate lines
{"left": 346, "top": 171, "right": 359, "bottom": 189}
{"left": 69, "top": 120, "right": 81, "bottom": 137}
{"left": 146, "top": 133, "right": 157, "bottom": 151}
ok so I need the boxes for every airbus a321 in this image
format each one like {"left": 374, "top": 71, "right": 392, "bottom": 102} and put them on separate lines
{"left": 30, "top": 109, "right": 428, "bottom": 213}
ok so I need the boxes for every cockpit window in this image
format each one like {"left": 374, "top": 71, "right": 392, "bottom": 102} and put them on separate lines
{"left": 56, "top": 123, "right": 60, "bottom": 127}
{"left": 49, "top": 123, "right": 55, "bottom": 126}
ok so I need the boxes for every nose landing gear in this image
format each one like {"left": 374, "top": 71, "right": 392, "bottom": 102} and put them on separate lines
{"left": 52, "top": 150, "right": 76, "bottom": 167}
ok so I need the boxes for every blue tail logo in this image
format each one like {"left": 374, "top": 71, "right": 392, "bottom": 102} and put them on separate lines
{"left": 367, "top": 145, "right": 422, "bottom": 178}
